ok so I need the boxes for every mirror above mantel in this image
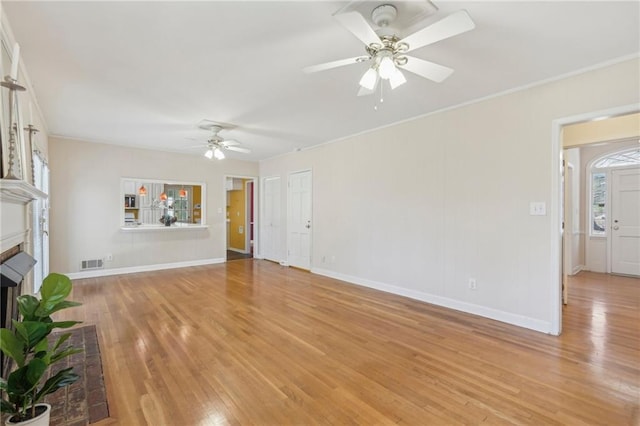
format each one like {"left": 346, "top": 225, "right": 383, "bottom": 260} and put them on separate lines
{"left": 120, "top": 178, "right": 207, "bottom": 231}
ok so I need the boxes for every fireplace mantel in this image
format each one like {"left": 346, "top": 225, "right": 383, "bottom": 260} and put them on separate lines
{"left": 0, "top": 179, "right": 47, "bottom": 204}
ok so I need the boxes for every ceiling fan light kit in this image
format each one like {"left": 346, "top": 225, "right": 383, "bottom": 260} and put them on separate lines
{"left": 305, "top": 3, "right": 475, "bottom": 97}
{"left": 196, "top": 122, "right": 250, "bottom": 160}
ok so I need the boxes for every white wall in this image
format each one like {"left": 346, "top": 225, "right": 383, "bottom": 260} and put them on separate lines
{"left": 49, "top": 137, "right": 258, "bottom": 275}
{"left": 260, "top": 57, "right": 640, "bottom": 334}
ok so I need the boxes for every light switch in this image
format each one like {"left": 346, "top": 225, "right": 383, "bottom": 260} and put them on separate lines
{"left": 529, "top": 202, "right": 546, "bottom": 216}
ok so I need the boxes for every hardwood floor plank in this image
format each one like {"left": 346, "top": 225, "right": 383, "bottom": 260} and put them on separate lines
{"left": 55, "top": 263, "right": 639, "bottom": 425}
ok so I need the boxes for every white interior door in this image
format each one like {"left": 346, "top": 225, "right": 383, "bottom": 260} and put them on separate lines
{"left": 260, "top": 176, "right": 281, "bottom": 262}
{"left": 32, "top": 154, "right": 49, "bottom": 292}
{"left": 287, "top": 170, "right": 312, "bottom": 270}
{"left": 611, "top": 168, "right": 640, "bottom": 276}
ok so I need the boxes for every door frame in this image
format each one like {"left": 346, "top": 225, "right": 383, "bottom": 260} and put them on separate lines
{"left": 223, "top": 175, "right": 258, "bottom": 258}
{"left": 551, "top": 103, "right": 638, "bottom": 335}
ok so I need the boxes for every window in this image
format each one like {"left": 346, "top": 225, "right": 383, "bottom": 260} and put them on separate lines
{"left": 589, "top": 147, "right": 640, "bottom": 236}
{"left": 591, "top": 172, "right": 606, "bottom": 235}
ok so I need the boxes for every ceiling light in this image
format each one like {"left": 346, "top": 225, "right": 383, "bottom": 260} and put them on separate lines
{"left": 359, "top": 67, "right": 378, "bottom": 90}
{"left": 204, "top": 148, "right": 214, "bottom": 159}
{"left": 389, "top": 68, "right": 407, "bottom": 89}
{"left": 378, "top": 53, "right": 396, "bottom": 80}
{"left": 214, "top": 148, "right": 225, "bottom": 160}
{"left": 138, "top": 185, "right": 147, "bottom": 196}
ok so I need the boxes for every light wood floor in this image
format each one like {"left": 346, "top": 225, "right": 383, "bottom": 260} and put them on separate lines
{"left": 61, "top": 262, "right": 639, "bottom": 425}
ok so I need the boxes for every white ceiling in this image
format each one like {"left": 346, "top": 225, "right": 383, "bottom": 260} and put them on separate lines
{"left": 4, "top": 1, "right": 639, "bottom": 162}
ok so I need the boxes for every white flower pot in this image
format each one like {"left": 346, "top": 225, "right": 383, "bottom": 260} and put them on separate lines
{"left": 5, "top": 404, "right": 51, "bottom": 426}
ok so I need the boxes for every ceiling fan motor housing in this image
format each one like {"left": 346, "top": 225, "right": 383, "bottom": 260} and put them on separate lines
{"left": 371, "top": 4, "right": 397, "bottom": 27}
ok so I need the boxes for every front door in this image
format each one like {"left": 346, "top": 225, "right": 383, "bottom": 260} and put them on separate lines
{"left": 611, "top": 168, "right": 640, "bottom": 276}
{"left": 287, "top": 170, "right": 312, "bottom": 270}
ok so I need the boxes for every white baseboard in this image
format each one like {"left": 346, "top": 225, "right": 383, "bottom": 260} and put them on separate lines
{"left": 571, "top": 265, "right": 584, "bottom": 275}
{"left": 66, "top": 258, "right": 226, "bottom": 280}
{"left": 311, "top": 267, "right": 553, "bottom": 334}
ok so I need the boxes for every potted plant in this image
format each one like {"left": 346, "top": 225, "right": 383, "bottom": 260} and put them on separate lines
{"left": 0, "top": 273, "right": 83, "bottom": 425}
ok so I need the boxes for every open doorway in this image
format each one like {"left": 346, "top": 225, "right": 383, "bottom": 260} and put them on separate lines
{"left": 225, "top": 176, "right": 257, "bottom": 261}
{"left": 554, "top": 107, "right": 639, "bottom": 334}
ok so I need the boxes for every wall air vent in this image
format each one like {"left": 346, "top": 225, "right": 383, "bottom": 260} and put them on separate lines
{"left": 81, "top": 259, "right": 103, "bottom": 271}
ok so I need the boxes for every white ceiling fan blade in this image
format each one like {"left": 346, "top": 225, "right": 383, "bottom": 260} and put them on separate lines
{"left": 220, "top": 140, "right": 240, "bottom": 147}
{"left": 399, "top": 10, "right": 475, "bottom": 53}
{"left": 357, "top": 74, "right": 379, "bottom": 96}
{"left": 400, "top": 56, "right": 454, "bottom": 83}
{"left": 334, "top": 11, "right": 382, "bottom": 47}
{"left": 225, "top": 146, "right": 251, "bottom": 154}
{"left": 303, "top": 56, "right": 369, "bottom": 74}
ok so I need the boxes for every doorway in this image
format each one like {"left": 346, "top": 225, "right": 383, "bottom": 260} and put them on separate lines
{"left": 554, "top": 105, "right": 639, "bottom": 335}
{"left": 225, "top": 176, "right": 257, "bottom": 261}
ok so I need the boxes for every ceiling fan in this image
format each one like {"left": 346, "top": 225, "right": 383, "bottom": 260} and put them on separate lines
{"left": 199, "top": 124, "right": 251, "bottom": 160}
{"left": 303, "top": 4, "right": 475, "bottom": 94}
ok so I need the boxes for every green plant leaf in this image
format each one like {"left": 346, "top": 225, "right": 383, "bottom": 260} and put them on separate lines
{"left": 16, "top": 295, "right": 41, "bottom": 321}
{"left": 50, "top": 347, "right": 83, "bottom": 364}
{"left": 7, "top": 366, "right": 33, "bottom": 395}
{"left": 0, "top": 329, "right": 25, "bottom": 367}
{"left": 34, "top": 367, "right": 79, "bottom": 401}
{"left": 12, "top": 321, "right": 49, "bottom": 350}
{"left": 39, "top": 273, "right": 72, "bottom": 306}
{"left": 0, "top": 398, "right": 16, "bottom": 414}
{"left": 52, "top": 333, "right": 71, "bottom": 352}
{"left": 48, "top": 321, "right": 82, "bottom": 330}
{"left": 33, "top": 337, "right": 49, "bottom": 355}
{"left": 26, "top": 358, "right": 47, "bottom": 387}
{"left": 44, "top": 300, "right": 82, "bottom": 317}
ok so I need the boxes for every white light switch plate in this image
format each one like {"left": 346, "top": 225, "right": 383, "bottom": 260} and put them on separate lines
{"left": 529, "top": 202, "right": 546, "bottom": 216}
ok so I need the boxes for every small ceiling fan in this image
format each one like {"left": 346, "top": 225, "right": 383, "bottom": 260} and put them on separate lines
{"left": 199, "top": 124, "right": 251, "bottom": 160}
{"left": 303, "top": 4, "right": 475, "bottom": 94}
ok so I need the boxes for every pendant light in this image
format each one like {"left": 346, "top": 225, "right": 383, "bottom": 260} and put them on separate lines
{"left": 179, "top": 186, "right": 187, "bottom": 198}
{"left": 138, "top": 185, "right": 147, "bottom": 196}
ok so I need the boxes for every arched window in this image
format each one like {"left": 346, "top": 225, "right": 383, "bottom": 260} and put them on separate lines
{"left": 590, "top": 147, "right": 640, "bottom": 236}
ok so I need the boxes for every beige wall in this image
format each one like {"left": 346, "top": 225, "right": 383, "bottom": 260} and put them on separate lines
{"left": 260, "top": 57, "right": 640, "bottom": 333}
{"left": 563, "top": 112, "right": 640, "bottom": 147}
{"left": 49, "top": 138, "right": 257, "bottom": 274}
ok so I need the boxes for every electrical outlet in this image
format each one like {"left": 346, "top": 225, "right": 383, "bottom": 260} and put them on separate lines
{"left": 106, "top": 253, "right": 113, "bottom": 261}
{"left": 468, "top": 278, "right": 477, "bottom": 290}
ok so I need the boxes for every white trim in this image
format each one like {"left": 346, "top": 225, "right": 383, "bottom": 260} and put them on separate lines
{"left": 572, "top": 265, "right": 584, "bottom": 275}
{"left": 312, "top": 267, "right": 553, "bottom": 334}
{"left": 551, "top": 103, "right": 640, "bottom": 335}
{"left": 0, "top": 229, "right": 28, "bottom": 254}
{"left": 66, "top": 257, "right": 225, "bottom": 280}
{"left": 0, "top": 179, "right": 48, "bottom": 204}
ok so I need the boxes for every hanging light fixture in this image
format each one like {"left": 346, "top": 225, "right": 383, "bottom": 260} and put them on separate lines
{"left": 159, "top": 192, "right": 168, "bottom": 201}
{"left": 213, "top": 148, "right": 225, "bottom": 160}
{"left": 389, "top": 68, "right": 407, "bottom": 89}
{"left": 179, "top": 186, "right": 187, "bottom": 198}
{"left": 204, "top": 148, "right": 214, "bottom": 159}
{"left": 138, "top": 185, "right": 147, "bottom": 196}
{"left": 359, "top": 67, "right": 378, "bottom": 90}
{"left": 377, "top": 51, "right": 396, "bottom": 80}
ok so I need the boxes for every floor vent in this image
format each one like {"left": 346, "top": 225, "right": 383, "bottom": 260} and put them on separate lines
{"left": 81, "top": 259, "right": 103, "bottom": 271}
